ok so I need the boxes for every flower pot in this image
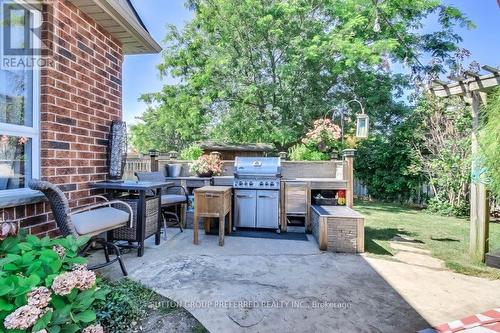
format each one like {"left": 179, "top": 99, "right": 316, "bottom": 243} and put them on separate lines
{"left": 196, "top": 171, "right": 214, "bottom": 178}
{"left": 167, "top": 164, "right": 183, "bottom": 177}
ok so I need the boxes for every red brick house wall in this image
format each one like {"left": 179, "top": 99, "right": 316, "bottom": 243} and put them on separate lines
{"left": 2, "top": 0, "right": 123, "bottom": 236}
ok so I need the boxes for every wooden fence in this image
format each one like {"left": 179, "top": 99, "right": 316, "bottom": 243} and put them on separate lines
{"left": 124, "top": 158, "right": 150, "bottom": 180}
{"left": 353, "top": 178, "right": 435, "bottom": 204}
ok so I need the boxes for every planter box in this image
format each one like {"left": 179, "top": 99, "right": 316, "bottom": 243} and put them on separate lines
{"left": 311, "top": 205, "right": 364, "bottom": 253}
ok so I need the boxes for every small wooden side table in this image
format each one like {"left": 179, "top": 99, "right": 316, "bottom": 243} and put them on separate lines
{"left": 193, "top": 186, "right": 232, "bottom": 246}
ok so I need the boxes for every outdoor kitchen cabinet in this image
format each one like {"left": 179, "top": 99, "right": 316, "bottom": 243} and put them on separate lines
{"left": 234, "top": 189, "right": 279, "bottom": 229}
{"left": 281, "top": 182, "right": 309, "bottom": 232}
{"left": 284, "top": 182, "right": 308, "bottom": 215}
{"left": 235, "top": 190, "right": 257, "bottom": 228}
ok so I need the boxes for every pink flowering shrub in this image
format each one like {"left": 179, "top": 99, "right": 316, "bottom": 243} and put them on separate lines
{"left": 302, "top": 118, "right": 341, "bottom": 152}
{"left": 189, "top": 154, "right": 223, "bottom": 176}
{"left": 289, "top": 118, "right": 342, "bottom": 161}
{"left": 0, "top": 232, "right": 109, "bottom": 332}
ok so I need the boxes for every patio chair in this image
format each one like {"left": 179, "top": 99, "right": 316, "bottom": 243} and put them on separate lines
{"left": 28, "top": 180, "right": 133, "bottom": 276}
{"left": 134, "top": 171, "right": 188, "bottom": 239}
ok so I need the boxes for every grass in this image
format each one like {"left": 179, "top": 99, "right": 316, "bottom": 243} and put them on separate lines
{"left": 355, "top": 201, "right": 500, "bottom": 279}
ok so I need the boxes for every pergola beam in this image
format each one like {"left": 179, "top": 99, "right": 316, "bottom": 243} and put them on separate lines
{"left": 432, "top": 72, "right": 500, "bottom": 98}
{"left": 482, "top": 65, "right": 500, "bottom": 75}
{"left": 464, "top": 70, "right": 480, "bottom": 79}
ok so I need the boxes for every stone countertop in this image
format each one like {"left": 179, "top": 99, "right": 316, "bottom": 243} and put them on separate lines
{"left": 281, "top": 178, "right": 345, "bottom": 182}
{"left": 165, "top": 176, "right": 213, "bottom": 180}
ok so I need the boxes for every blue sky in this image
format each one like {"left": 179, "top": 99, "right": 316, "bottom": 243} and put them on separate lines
{"left": 124, "top": 0, "right": 500, "bottom": 125}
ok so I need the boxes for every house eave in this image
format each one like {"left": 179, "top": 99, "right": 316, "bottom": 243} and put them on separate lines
{"left": 67, "top": 0, "right": 162, "bottom": 55}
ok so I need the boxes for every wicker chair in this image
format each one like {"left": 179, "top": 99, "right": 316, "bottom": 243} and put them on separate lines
{"left": 28, "top": 180, "right": 133, "bottom": 276}
{"left": 134, "top": 171, "right": 188, "bottom": 239}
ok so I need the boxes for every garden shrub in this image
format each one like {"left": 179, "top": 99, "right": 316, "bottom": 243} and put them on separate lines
{"left": 288, "top": 144, "right": 329, "bottom": 161}
{"left": 94, "top": 279, "right": 173, "bottom": 333}
{"left": 179, "top": 144, "right": 203, "bottom": 161}
{"left": 0, "top": 232, "right": 108, "bottom": 333}
{"left": 426, "top": 196, "right": 469, "bottom": 217}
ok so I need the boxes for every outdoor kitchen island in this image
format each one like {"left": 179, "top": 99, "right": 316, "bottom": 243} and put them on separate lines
{"left": 150, "top": 150, "right": 365, "bottom": 253}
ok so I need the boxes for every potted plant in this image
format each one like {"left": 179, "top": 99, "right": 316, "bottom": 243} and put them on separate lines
{"left": 190, "top": 154, "right": 223, "bottom": 177}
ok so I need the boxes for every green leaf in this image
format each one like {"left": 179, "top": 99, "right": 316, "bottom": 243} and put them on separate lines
{"left": 47, "top": 325, "right": 61, "bottom": 333}
{"left": 18, "top": 242, "right": 33, "bottom": 251}
{"left": 0, "top": 298, "right": 15, "bottom": 311}
{"left": 73, "top": 310, "right": 96, "bottom": 323}
{"left": 40, "top": 249, "right": 60, "bottom": 263}
{"left": 60, "top": 324, "right": 80, "bottom": 333}
{"left": 14, "top": 294, "right": 26, "bottom": 307}
{"left": 0, "top": 284, "right": 13, "bottom": 297}
{"left": 0, "top": 237, "right": 20, "bottom": 253}
{"left": 32, "top": 309, "right": 53, "bottom": 331}
{"left": 26, "top": 261, "right": 43, "bottom": 275}
{"left": 93, "top": 288, "right": 110, "bottom": 300}
{"left": 48, "top": 258, "right": 63, "bottom": 274}
{"left": 52, "top": 305, "right": 71, "bottom": 325}
{"left": 3, "top": 263, "right": 18, "bottom": 271}
{"left": 65, "top": 257, "right": 87, "bottom": 265}
{"left": 26, "top": 234, "right": 41, "bottom": 245}
{"left": 51, "top": 295, "right": 67, "bottom": 310}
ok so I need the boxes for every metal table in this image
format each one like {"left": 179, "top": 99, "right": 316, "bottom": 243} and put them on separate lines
{"left": 91, "top": 181, "right": 173, "bottom": 256}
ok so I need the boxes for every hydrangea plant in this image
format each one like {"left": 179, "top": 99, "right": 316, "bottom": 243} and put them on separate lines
{"left": 0, "top": 230, "right": 109, "bottom": 333}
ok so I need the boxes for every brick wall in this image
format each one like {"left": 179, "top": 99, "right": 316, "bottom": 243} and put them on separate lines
{"left": 2, "top": 0, "right": 123, "bottom": 236}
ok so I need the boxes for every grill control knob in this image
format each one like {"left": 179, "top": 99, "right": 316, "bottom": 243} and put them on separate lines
{"left": 239, "top": 181, "right": 243, "bottom": 185}
{"left": 259, "top": 181, "right": 264, "bottom": 186}
{"left": 270, "top": 182, "right": 274, "bottom": 186}
{"left": 249, "top": 181, "right": 254, "bottom": 186}
{"left": 265, "top": 182, "right": 269, "bottom": 186}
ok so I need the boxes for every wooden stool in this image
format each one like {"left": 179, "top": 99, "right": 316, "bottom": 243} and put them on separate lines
{"left": 193, "top": 186, "right": 232, "bottom": 246}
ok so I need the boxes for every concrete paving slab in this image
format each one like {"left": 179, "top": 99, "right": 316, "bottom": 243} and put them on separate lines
{"left": 91, "top": 229, "right": 500, "bottom": 333}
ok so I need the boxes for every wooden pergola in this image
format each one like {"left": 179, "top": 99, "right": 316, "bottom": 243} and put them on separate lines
{"left": 429, "top": 65, "right": 500, "bottom": 265}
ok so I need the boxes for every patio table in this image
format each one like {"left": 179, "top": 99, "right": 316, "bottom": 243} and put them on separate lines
{"left": 90, "top": 180, "right": 173, "bottom": 256}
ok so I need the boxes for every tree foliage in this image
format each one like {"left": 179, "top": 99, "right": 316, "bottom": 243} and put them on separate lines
{"left": 479, "top": 87, "right": 500, "bottom": 198}
{"left": 130, "top": 0, "right": 471, "bottom": 153}
{"left": 413, "top": 96, "right": 471, "bottom": 215}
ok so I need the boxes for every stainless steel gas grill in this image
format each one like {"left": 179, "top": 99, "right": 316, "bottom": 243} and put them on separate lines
{"left": 233, "top": 157, "right": 281, "bottom": 230}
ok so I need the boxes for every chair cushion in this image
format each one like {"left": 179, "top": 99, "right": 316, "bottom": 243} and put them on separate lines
{"left": 72, "top": 207, "right": 129, "bottom": 236}
{"left": 161, "top": 194, "right": 186, "bottom": 205}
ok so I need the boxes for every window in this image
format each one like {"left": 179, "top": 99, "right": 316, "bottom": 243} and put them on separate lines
{"left": 0, "top": 3, "right": 40, "bottom": 191}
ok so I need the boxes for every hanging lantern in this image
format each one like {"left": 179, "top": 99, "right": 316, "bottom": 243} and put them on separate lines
{"left": 356, "top": 113, "right": 369, "bottom": 139}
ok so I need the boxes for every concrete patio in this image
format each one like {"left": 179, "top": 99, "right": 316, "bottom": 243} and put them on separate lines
{"left": 92, "top": 230, "right": 500, "bottom": 333}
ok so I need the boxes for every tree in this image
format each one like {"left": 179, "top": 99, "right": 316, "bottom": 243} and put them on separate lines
{"left": 355, "top": 121, "right": 423, "bottom": 202}
{"left": 413, "top": 96, "right": 471, "bottom": 215}
{"left": 130, "top": 0, "right": 472, "bottom": 152}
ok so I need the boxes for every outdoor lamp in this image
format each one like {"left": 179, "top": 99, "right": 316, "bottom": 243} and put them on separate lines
{"left": 356, "top": 113, "right": 369, "bottom": 138}
{"left": 346, "top": 99, "right": 369, "bottom": 139}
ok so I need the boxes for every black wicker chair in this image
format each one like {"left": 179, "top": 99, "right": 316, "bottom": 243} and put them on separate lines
{"left": 134, "top": 171, "right": 188, "bottom": 239}
{"left": 28, "top": 180, "right": 133, "bottom": 276}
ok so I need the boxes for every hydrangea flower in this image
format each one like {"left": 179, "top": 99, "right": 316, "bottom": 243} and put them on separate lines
{"left": 82, "top": 324, "right": 105, "bottom": 333}
{"left": 52, "top": 244, "right": 66, "bottom": 258}
{"left": 27, "top": 287, "right": 52, "bottom": 309}
{"left": 51, "top": 266, "right": 96, "bottom": 296}
{"left": 3, "top": 305, "right": 42, "bottom": 330}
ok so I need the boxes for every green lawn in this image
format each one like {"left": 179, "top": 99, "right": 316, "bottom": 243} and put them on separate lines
{"left": 354, "top": 201, "right": 500, "bottom": 279}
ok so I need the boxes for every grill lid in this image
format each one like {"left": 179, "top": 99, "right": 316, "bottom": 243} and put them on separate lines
{"left": 234, "top": 157, "right": 281, "bottom": 177}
